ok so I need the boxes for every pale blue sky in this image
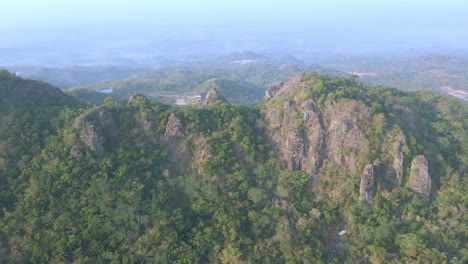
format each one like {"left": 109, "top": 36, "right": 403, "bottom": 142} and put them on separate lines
{"left": 1, "top": 0, "right": 467, "bottom": 63}
{"left": 2, "top": 0, "right": 467, "bottom": 29}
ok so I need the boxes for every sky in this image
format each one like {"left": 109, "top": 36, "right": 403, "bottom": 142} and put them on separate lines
{"left": 1, "top": 0, "right": 467, "bottom": 65}
{"left": 2, "top": 0, "right": 467, "bottom": 29}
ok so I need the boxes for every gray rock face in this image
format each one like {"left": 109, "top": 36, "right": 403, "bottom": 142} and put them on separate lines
{"left": 202, "top": 88, "right": 229, "bottom": 106}
{"left": 73, "top": 107, "right": 117, "bottom": 157}
{"left": 282, "top": 100, "right": 305, "bottom": 170}
{"left": 264, "top": 74, "right": 304, "bottom": 100}
{"left": 360, "top": 164, "right": 376, "bottom": 203}
{"left": 265, "top": 99, "right": 307, "bottom": 172}
{"left": 300, "top": 100, "right": 326, "bottom": 175}
{"left": 324, "top": 100, "right": 370, "bottom": 174}
{"left": 162, "top": 113, "right": 192, "bottom": 175}
{"left": 265, "top": 96, "right": 370, "bottom": 179}
{"left": 386, "top": 133, "right": 407, "bottom": 187}
{"left": 164, "top": 113, "right": 185, "bottom": 140}
{"left": 79, "top": 125, "right": 106, "bottom": 157}
{"left": 408, "top": 155, "right": 432, "bottom": 199}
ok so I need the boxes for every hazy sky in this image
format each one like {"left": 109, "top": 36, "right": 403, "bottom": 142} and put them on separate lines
{"left": 1, "top": 0, "right": 467, "bottom": 64}
{"left": 2, "top": 0, "right": 467, "bottom": 29}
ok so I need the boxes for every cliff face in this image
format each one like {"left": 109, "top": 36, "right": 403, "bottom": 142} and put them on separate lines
{"left": 73, "top": 106, "right": 118, "bottom": 157}
{"left": 324, "top": 99, "right": 370, "bottom": 174}
{"left": 202, "top": 88, "right": 229, "bottom": 106}
{"left": 386, "top": 132, "right": 407, "bottom": 187}
{"left": 360, "top": 164, "right": 376, "bottom": 203}
{"left": 162, "top": 113, "right": 192, "bottom": 174}
{"left": 262, "top": 74, "right": 433, "bottom": 198}
{"left": 408, "top": 155, "right": 432, "bottom": 199}
{"left": 265, "top": 73, "right": 304, "bottom": 100}
{"left": 164, "top": 113, "right": 185, "bottom": 140}
{"left": 264, "top": 84, "right": 371, "bottom": 183}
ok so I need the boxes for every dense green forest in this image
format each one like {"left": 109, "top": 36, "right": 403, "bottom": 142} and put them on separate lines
{"left": 0, "top": 70, "right": 466, "bottom": 263}
{"left": 66, "top": 63, "right": 339, "bottom": 106}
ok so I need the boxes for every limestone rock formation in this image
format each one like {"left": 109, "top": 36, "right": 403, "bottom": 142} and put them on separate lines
{"left": 264, "top": 73, "right": 304, "bottom": 100}
{"left": 79, "top": 124, "right": 106, "bottom": 157}
{"left": 386, "top": 133, "right": 407, "bottom": 187}
{"left": 162, "top": 113, "right": 192, "bottom": 175}
{"left": 73, "top": 107, "right": 117, "bottom": 157}
{"left": 202, "top": 88, "right": 229, "bottom": 106}
{"left": 300, "top": 100, "right": 326, "bottom": 175}
{"left": 324, "top": 99, "right": 370, "bottom": 173}
{"left": 359, "top": 164, "right": 376, "bottom": 203}
{"left": 264, "top": 96, "right": 369, "bottom": 179}
{"left": 164, "top": 113, "right": 185, "bottom": 140}
{"left": 408, "top": 155, "right": 432, "bottom": 199}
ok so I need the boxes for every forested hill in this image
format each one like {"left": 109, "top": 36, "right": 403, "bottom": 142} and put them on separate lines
{"left": 0, "top": 70, "right": 78, "bottom": 107}
{"left": 0, "top": 72, "right": 466, "bottom": 263}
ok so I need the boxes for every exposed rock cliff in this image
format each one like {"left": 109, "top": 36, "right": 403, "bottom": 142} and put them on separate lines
{"left": 202, "top": 88, "right": 229, "bottom": 106}
{"left": 164, "top": 113, "right": 185, "bottom": 140}
{"left": 386, "top": 132, "right": 407, "bottom": 187}
{"left": 408, "top": 155, "right": 432, "bottom": 199}
{"left": 262, "top": 73, "right": 431, "bottom": 198}
{"left": 264, "top": 92, "right": 370, "bottom": 180}
{"left": 300, "top": 100, "right": 326, "bottom": 175}
{"left": 265, "top": 73, "right": 304, "bottom": 100}
{"left": 360, "top": 164, "right": 376, "bottom": 203}
{"left": 324, "top": 99, "right": 370, "bottom": 173}
{"left": 72, "top": 107, "right": 118, "bottom": 157}
{"left": 162, "top": 113, "right": 192, "bottom": 175}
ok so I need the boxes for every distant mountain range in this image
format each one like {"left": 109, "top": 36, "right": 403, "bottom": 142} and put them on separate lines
{"left": 2, "top": 52, "right": 467, "bottom": 106}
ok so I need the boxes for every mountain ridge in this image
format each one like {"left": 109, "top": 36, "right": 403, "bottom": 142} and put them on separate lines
{"left": 0, "top": 72, "right": 466, "bottom": 263}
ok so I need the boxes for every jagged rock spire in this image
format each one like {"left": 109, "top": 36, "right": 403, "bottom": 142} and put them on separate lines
{"left": 202, "top": 88, "right": 229, "bottom": 106}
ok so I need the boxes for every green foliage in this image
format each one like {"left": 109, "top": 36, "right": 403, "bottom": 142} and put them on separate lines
{"left": 0, "top": 71, "right": 466, "bottom": 263}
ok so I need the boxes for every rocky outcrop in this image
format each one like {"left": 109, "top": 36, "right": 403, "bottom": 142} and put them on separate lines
{"left": 202, "top": 88, "right": 229, "bottom": 106}
{"left": 408, "top": 155, "right": 432, "bottom": 199}
{"left": 164, "top": 113, "right": 185, "bottom": 140}
{"left": 386, "top": 133, "right": 407, "bottom": 187}
{"left": 128, "top": 93, "right": 149, "bottom": 105}
{"left": 324, "top": 100, "right": 370, "bottom": 173}
{"left": 162, "top": 113, "right": 192, "bottom": 175}
{"left": 283, "top": 100, "right": 305, "bottom": 170}
{"left": 73, "top": 107, "right": 118, "bottom": 157}
{"left": 264, "top": 96, "right": 369, "bottom": 179}
{"left": 265, "top": 98, "right": 325, "bottom": 175}
{"left": 265, "top": 73, "right": 304, "bottom": 100}
{"left": 359, "top": 164, "right": 376, "bottom": 203}
{"left": 301, "top": 100, "right": 326, "bottom": 175}
{"left": 78, "top": 124, "right": 106, "bottom": 157}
